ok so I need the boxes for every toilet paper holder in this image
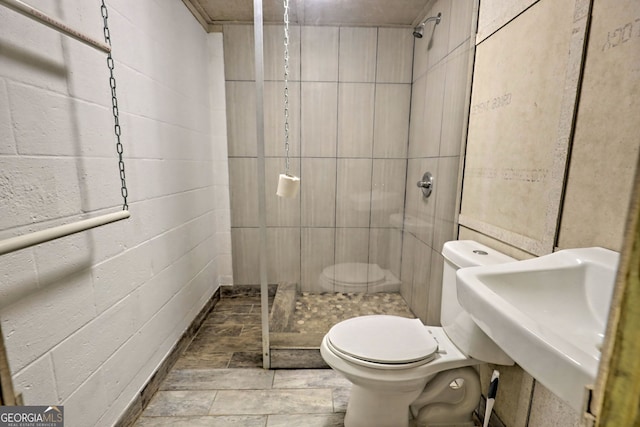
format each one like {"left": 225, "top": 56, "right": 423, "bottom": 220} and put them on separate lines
{"left": 416, "top": 172, "right": 434, "bottom": 198}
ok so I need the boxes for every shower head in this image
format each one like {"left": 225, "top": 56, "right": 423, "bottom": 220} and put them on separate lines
{"left": 413, "top": 12, "right": 442, "bottom": 38}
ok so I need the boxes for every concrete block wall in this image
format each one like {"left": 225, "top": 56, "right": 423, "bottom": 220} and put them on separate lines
{"left": 0, "top": 1, "right": 230, "bottom": 425}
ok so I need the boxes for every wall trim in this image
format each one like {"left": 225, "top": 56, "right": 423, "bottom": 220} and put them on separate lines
{"left": 181, "top": 0, "right": 210, "bottom": 32}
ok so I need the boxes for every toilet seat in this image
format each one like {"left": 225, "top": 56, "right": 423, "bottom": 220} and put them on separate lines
{"left": 326, "top": 315, "right": 439, "bottom": 369}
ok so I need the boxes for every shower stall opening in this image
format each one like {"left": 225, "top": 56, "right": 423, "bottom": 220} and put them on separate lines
{"left": 227, "top": 0, "right": 479, "bottom": 369}
{"left": 267, "top": 266, "right": 416, "bottom": 368}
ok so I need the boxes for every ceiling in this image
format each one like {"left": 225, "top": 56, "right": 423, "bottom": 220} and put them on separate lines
{"left": 183, "top": 0, "right": 435, "bottom": 29}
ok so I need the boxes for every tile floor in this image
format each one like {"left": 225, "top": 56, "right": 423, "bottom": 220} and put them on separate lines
{"left": 134, "top": 293, "right": 352, "bottom": 426}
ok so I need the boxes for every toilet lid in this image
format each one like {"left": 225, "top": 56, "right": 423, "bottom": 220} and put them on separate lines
{"left": 322, "top": 263, "right": 386, "bottom": 286}
{"left": 327, "top": 315, "right": 438, "bottom": 365}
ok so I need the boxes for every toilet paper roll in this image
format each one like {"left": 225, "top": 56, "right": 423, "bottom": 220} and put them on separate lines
{"left": 276, "top": 173, "right": 300, "bottom": 198}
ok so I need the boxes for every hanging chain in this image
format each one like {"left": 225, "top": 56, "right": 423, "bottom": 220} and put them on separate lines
{"left": 101, "top": 1, "right": 129, "bottom": 211}
{"left": 283, "top": 0, "right": 291, "bottom": 176}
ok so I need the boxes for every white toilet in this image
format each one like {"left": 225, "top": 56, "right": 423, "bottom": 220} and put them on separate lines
{"left": 320, "top": 240, "right": 516, "bottom": 427}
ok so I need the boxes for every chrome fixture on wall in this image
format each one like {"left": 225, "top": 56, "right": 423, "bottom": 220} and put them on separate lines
{"left": 417, "top": 172, "right": 434, "bottom": 198}
{"left": 413, "top": 12, "right": 442, "bottom": 38}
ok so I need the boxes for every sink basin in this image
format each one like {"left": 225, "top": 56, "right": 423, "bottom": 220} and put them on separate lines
{"left": 456, "top": 247, "right": 619, "bottom": 411}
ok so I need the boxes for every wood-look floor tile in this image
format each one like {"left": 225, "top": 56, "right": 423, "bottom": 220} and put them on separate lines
{"left": 266, "top": 413, "right": 345, "bottom": 426}
{"left": 332, "top": 387, "right": 351, "bottom": 413}
{"left": 161, "top": 368, "right": 274, "bottom": 391}
{"left": 273, "top": 369, "right": 351, "bottom": 389}
{"left": 134, "top": 415, "right": 267, "bottom": 427}
{"left": 195, "top": 324, "right": 243, "bottom": 337}
{"left": 213, "top": 304, "right": 255, "bottom": 314}
{"left": 173, "top": 352, "right": 231, "bottom": 369}
{"left": 240, "top": 324, "right": 262, "bottom": 336}
{"left": 143, "top": 390, "right": 217, "bottom": 416}
{"left": 228, "top": 352, "right": 263, "bottom": 368}
{"left": 187, "top": 336, "right": 262, "bottom": 353}
{"left": 204, "top": 313, "right": 261, "bottom": 326}
{"left": 209, "top": 389, "right": 333, "bottom": 415}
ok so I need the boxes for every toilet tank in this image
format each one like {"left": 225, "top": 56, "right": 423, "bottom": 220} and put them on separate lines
{"left": 440, "top": 240, "right": 516, "bottom": 365}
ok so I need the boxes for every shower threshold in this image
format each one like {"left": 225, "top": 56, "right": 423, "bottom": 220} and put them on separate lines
{"left": 268, "top": 283, "right": 415, "bottom": 368}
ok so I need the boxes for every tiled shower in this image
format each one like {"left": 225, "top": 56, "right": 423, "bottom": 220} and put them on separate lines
{"left": 224, "top": 0, "right": 477, "bottom": 348}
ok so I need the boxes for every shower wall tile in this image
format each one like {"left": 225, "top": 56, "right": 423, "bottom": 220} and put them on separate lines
{"left": 447, "top": 0, "right": 475, "bottom": 52}
{"left": 223, "top": 25, "right": 255, "bottom": 81}
{"left": 265, "top": 81, "right": 300, "bottom": 158}
{"left": 432, "top": 156, "right": 461, "bottom": 253}
{"left": 226, "top": 81, "right": 257, "bottom": 157}
{"left": 440, "top": 44, "right": 471, "bottom": 157}
{"left": 376, "top": 28, "right": 414, "bottom": 84}
{"left": 338, "top": 27, "right": 377, "bottom": 83}
{"left": 409, "top": 62, "right": 446, "bottom": 158}
{"left": 373, "top": 84, "right": 411, "bottom": 159}
{"left": 301, "top": 82, "right": 338, "bottom": 157}
{"left": 369, "top": 228, "right": 402, "bottom": 278}
{"left": 301, "top": 228, "right": 335, "bottom": 292}
{"left": 426, "top": 250, "right": 444, "bottom": 325}
{"left": 231, "top": 228, "right": 260, "bottom": 285}
{"left": 400, "top": 232, "right": 418, "bottom": 308}
{"left": 404, "top": 158, "right": 438, "bottom": 246}
{"left": 424, "top": 0, "right": 453, "bottom": 73}
{"left": 267, "top": 228, "right": 301, "bottom": 285}
{"left": 301, "top": 26, "right": 339, "bottom": 82}
{"left": 370, "top": 159, "right": 407, "bottom": 228}
{"left": 335, "top": 228, "right": 370, "bottom": 266}
{"left": 228, "top": 158, "right": 259, "bottom": 227}
{"left": 265, "top": 25, "right": 301, "bottom": 82}
{"left": 265, "top": 158, "right": 301, "bottom": 227}
{"left": 410, "top": 240, "right": 433, "bottom": 322}
{"left": 301, "top": 158, "right": 336, "bottom": 227}
{"left": 336, "top": 159, "right": 373, "bottom": 227}
{"left": 337, "top": 83, "right": 375, "bottom": 158}
{"left": 408, "top": 74, "right": 426, "bottom": 155}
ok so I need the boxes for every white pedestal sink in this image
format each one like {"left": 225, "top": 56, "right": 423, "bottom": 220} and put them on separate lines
{"left": 456, "top": 247, "right": 619, "bottom": 412}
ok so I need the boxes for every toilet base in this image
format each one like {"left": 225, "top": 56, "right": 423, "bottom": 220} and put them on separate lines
{"left": 344, "top": 384, "right": 425, "bottom": 427}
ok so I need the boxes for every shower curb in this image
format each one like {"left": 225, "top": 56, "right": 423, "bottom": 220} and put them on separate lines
{"left": 269, "top": 282, "right": 297, "bottom": 332}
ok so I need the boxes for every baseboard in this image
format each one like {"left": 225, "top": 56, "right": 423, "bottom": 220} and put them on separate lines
{"left": 114, "top": 287, "right": 221, "bottom": 427}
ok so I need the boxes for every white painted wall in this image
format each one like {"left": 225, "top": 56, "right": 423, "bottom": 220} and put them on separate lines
{"left": 0, "top": 1, "right": 230, "bottom": 425}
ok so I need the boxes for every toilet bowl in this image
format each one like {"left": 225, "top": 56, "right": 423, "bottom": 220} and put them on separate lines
{"left": 320, "top": 240, "right": 516, "bottom": 427}
{"left": 318, "top": 262, "right": 401, "bottom": 293}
